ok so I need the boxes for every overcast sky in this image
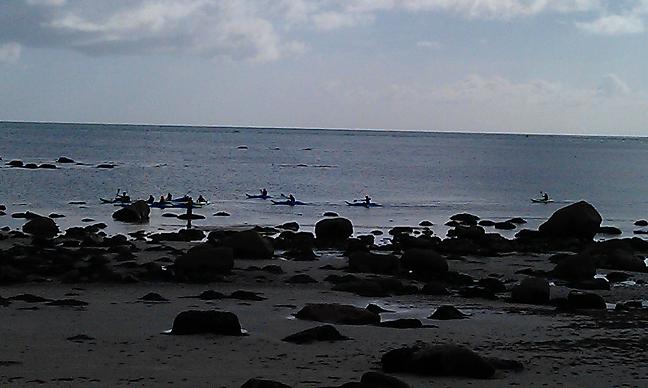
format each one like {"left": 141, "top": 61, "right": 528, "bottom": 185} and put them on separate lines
{"left": 1, "top": 0, "right": 647, "bottom": 135}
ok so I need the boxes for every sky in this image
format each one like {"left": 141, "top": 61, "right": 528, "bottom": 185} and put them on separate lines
{"left": 1, "top": 0, "right": 647, "bottom": 135}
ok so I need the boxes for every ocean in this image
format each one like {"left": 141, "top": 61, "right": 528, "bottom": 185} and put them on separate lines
{"left": 1, "top": 121, "right": 647, "bottom": 239}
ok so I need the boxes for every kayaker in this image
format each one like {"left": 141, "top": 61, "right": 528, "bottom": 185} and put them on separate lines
{"left": 159, "top": 195, "right": 166, "bottom": 203}
{"left": 147, "top": 195, "right": 154, "bottom": 203}
{"left": 166, "top": 193, "right": 172, "bottom": 201}
{"left": 260, "top": 188, "right": 268, "bottom": 197}
{"left": 288, "top": 194, "right": 296, "bottom": 205}
{"left": 197, "top": 195, "right": 206, "bottom": 203}
{"left": 364, "top": 195, "right": 371, "bottom": 206}
{"left": 541, "top": 191, "right": 549, "bottom": 201}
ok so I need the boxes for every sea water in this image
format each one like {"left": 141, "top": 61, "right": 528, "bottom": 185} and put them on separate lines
{"left": 1, "top": 121, "right": 648, "bottom": 238}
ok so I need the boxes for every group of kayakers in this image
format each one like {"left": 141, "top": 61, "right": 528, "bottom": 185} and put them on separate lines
{"left": 145, "top": 193, "right": 206, "bottom": 205}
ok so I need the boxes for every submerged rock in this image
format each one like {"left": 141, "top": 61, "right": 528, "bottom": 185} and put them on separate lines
{"left": 566, "top": 291, "right": 606, "bottom": 310}
{"left": 295, "top": 303, "right": 380, "bottom": 325}
{"left": 429, "top": 305, "right": 466, "bottom": 320}
{"left": 241, "top": 379, "right": 291, "bottom": 388}
{"left": 282, "top": 324, "right": 349, "bottom": 344}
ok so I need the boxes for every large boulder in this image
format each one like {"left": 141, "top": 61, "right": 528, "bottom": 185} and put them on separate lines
{"left": 315, "top": 217, "right": 353, "bottom": 246}
{"left": 348, "top": 251, "right": 399, "bottom": 274}
{"left": 22, "top": 217, "right": 59, "bottom": 238}
{"left": 401, "top": 249, "right": 448, "bottom": 275}
{"left": 551, "top": 254, "right": 596, "bottom": 281}
{"left": 171, "top": 310, "right": 243, "bottom": 335}
{"left": 174, "top": 244, "right": 234, "bottom": 280}
{"left": 539, "top": 201, "right": 602, "bottom": 240}
{"left": 382, "top": 344, "right": 495, "bottom": 378}
{"left": 511, "top": 277, "right": 550, "bottom": 305}
{"left": 295, "top": 303, "right": 379, "bottom": 325}
{"left": 112, "top": 200, "right": 150, "bottom": 223}
{"left": 222, "top": 230, "right": 273, "bottom": 260}
{"left": 567, "top": 291, "right": 606, "bottom": 310}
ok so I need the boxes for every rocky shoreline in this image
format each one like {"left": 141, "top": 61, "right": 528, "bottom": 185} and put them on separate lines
{"left": 1, "top": 200, "right": 647, "bottom": 387}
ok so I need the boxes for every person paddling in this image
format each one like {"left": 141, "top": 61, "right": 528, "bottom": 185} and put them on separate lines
{"left": 540, "top": 191, "right": 549, "bottom": 201}
{"left": 363, "top": 195, "right": 371, "bottom": 206}
{"left": 288, "top": 194, "right": 296, "bottom": 206}
{"left": 147, "top": 195, "right": 154, "bottom": 204}
{"left": 197, "top": 195, "right": 206, "bottom": 203}
{"left": 260, "top": 188, "right": 268, "bottom": 198}
{"left": 166, "top": 193, "right": 172, "bottom": 201}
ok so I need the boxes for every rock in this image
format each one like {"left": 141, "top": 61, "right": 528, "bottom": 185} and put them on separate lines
{"left": 323, "top": 211, "right": 339, "bottom": 217}
{"left": 178, "top": 228, "right": 205, "bottom": 241}
{"left": 477, "top": 277, "right": 507, "bottom": 293}
{"left": 315, "top": 217, "right": 353, "bottom": 246}
{"left": 371, "top": 230, "right": 384, "bottom": 235}
{"left": 282, "top": 324, "right": 349, "bottom": 344}
{"left": 389, "top": 226, "right": 413, "bottom": 236}
{"left": 285, "top": 274, "right": 317, "bottom": 284}
{"left": 295, "top": 303, "right": 380, "bottom": 325}
{"left": 594, "top": 249, "right": 647, "bottom": 273}
{"left": 57, "top": 156, "right": 75, "bottom": 163}
{"left": 478, "top": 220, "right": 495, "bottom": 226}
{"left": 382, "top": 344, "right": 495, "bottom": 378}
{"left": 401, "top": 249, "right": 447, "bottom": 275}
{"left": 177, "top": 213, "right": 205, "bottom": 220}
{"left": 366, "top": 304, "right": 392, "bottom": 314}
{"left": 446, "top": 225, "right": 485, "bottom": 240}
{"left": 140, "top": 292, "right": 168, "bottom": 302}
{"left": 171, "top": 310, "right": 243, "bottom": 335}
{"left": 450, "top": 213, "right": 480, "bottom": 225}
{"left": 96, "top": 163, "right": 115, "bottom": 169}
{"left": 567, "top": 291, "right": 606, "bottom": 310}
{"left": 241, "top": 379, "right": 291, "bottom": 388}
{"left": 539, "top": 201, "right": 602, "bottom": 240}
{"left": 222, "top": 230, "right": 274, "bottom": 260}
{"left": 571, "top": 278, "right": 610, "bottom": 291}
{"left": 7, "top": 160, "right": 23, "bottom": 167}
{"left": 174, "top": 244, "right": 234, "bottom": 280}
{"left": 634, "top": 219, "right": 648, "bottom": 226}
{"left": 196, "top": 290, "right": 226, "bottom": 300}
{"left": 359, "top": 372, "right": 410, "bottom": 388}
{"left": 494, "top": 221, "right": 516, "bottom": 230}
{"left": 606, "top": 271, "right": 630, "bottom": 283}
{"left": 46, "top": 299, "right": 88, "bottom": 307}
{"left": 48, "top": 213, "right": 65, "bottom": 218}
{"left": 22, "top": 217, "right": 59, "bottom": 238}
{"left": 214, "top": 211, "right": 230, "bottom": 217}
{"left": 429, "top": 305, "right": 466, "bottom": 320}
{"left": 551, "top": 254, "right": 596, "bottom": 281}
{"left": 162, "top": 213, "right": 178, "bottom": 218}
{"left": 38, "top": 163, "right": 57, "bottom": 169}
{"left": 277, "top": 222, "right": 299, "bottom": 231}
{"left": 511, "top": 277, "right": 550, "bottom": 305}
{"left": 112, "top": 200, "right": 150, "bottom": 223}
{"left": 507, "top": 217, "right": 527, "bottom": 224}
{"left": 378, "top": 318, "right": 423, "bottom": 328}
{"left": 348, "top": 251, "right": 399, "bottom": 275}
{"left": 229, "top": 290, "right": 265, "bottom": 301}
{"left": 421, "top": 281, "right": 450, "bottom": 295}
{"left": 419, "top": 220, "right": 433, "bottom": 227}
{"left": 459, "top": 286, "right": 497, "bottom": 300}
{"left": 598, "top": 226, "right": 622, "bottom": 235}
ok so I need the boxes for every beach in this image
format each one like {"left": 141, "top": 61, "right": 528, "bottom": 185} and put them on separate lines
{"left": 1, "top": 198, "right": 647, "bottom": 387}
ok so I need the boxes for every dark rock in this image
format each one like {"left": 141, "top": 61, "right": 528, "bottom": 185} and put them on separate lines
{"left": 348, "top": 251, "right": 399, "bottom": 275}
{"left": 46, "top": 299, "right": 88, "bottom": 307}
{"left": 282, "top": 324, "right": 349, "bottom": 344}
{"left": 459, "top": 286, "right": 497, "bottom": 300}
{"left": 295, "top": 303, "right": 380, "bottom": 325}
{"left": 598, "top": 226, "right": 622, "bottom": 235}
{"left": 315, "top": 217, "right": 353, "bottom": 246}
{"left": 507, "top": 217, "right": 527, "bottom": 224}
{"left": 539, "top": 201, "right": 602, "bottom": 240}
{"left": 478, "top": 220, "right": 495, "bottom": 226}
{"left": 401, "top": 249, "right": 448, "bottom": 275}
{"left": 140, "top": 292, "right": 168, "bottom": 302}
{"left": 262, "top": 265, "right": 284, "bottom": 274}
{"left": 96, "top": 163, "right": 115, "bottom": 169}
{"left": 8, "top": 294, "right": 51, "bottom": 303}
{"left": 171, "top": 310, "right": 243, "bottom": 335}
{"left": 48, "top": 213, "right": 65, "bottom": 218}
{"left": 429, "top": 305, "right": 466, "bottom": 320}
{"left": 447, "top": 225, "right": 485, "bottom": 240}
{"left": 214, "top": 211, "right": 230, "bottom": 217}
{"left": 633, "top": 229, "right": 648, "bottom": 235}
{"left": 7, "top": 160, "right": 23, "bottom": 167}
{"left": 551, "top": 254, "right": 596, "bottom": 281}
{"left": 567, "top": 290, "right": 606, "bottom": 310}
{"left": 389, "top": 226, "right": 413, "bottom": 236}
{"left": 419, "top": 220, "right": 433, "bottom": 227}
{"left": 177, "top": 213, "right": 205, "bottom": 220}
{"left": 366, "top": 304, "right": 392, "bottom": 314}
{"left": 511, "top": 277, "right": 550, "bottom": 305}
{"left": 378, "top": 318, "right": 423, "bottom": 328}
{"left": 477, "top": 277, "right": 507, "bottom": 293}
{"left": 222, "top": 230, "right": 274, "bottom": 260}
{"left": 38, "top": 163, "right": 57, "bottom": 169}
{"left": 450, "top": 213, "right": 480, "bottom": 225}
{"left": 174, "top": 244, "right": 234, "bottom": 280}
{"left": 571, "top": 278, "right": 610, "bottom": 291}
{"left": 277, "top": 222, "right": 299, "bottom": 231}
{"left": 359, "top": 372, "right": 410, "bottom": 388}
{"left": 66, "top": 334, "right": 95, "bottom": 342}
{"left": 285, "top": 274, "right": 317, "bottom": 284}
{"left": 57, "top": 156, "right": 75, "bottom": 163}
{"left": 371, "top": 230, "right": 384, "bottom": 235}
{"left": 197, "top": 290, "right": 226, "bottom": 300}
{"left": 112, "top": 200, "right": 150, "bottom": 223}
{"left": 162, "top": 212, "right": 178, "bottom": 218}
{"left": 606, "top": 271, "right": 630, "bottom": 283}
{"left": 421, "top": 281, "right": 450, "bottom": 295}
{"left": 178, "top": 228, "right": 205, "bottom": 241}
{"left": 22, "top": 217, "right": 59, "bottom": 238}
{"left": 634, "top": 219, "right": 648, "bottom": 226}
{"left": 323, "top": 211, "right": 339, "bottom": 217}
{"left": 382, "top": 344, "right": 495, "bottom": 378}
{"left": 494, "top": 221, "right": 516, "bottom": 230}
{"left": 241, "top": 379, "right": 291, "bottom": 388}
{"left": 229, "top": 290, "right": 265, "bottom": 301}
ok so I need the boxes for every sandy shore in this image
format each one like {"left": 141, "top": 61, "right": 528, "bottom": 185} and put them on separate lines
{"left": 1, "top": 230, "right": 647, "bottom": 387}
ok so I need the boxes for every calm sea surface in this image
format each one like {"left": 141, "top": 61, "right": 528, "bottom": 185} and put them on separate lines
{"left": 1, "top": 122, "right": 648, "bottom": 239}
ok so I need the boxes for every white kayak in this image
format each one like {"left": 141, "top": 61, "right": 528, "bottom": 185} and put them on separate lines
{"left": 531, "top": 198, "right": 554, "bottom": 203}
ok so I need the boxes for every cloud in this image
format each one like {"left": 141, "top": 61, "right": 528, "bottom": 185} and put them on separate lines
{"left": 577, "top": 14, "right": 645, "bottom": 35}
{"left": 598, "top": 73, "right": 631, "bottom": 97}
{"left": 0, "top": 42, "right": 21, "bottom": 64}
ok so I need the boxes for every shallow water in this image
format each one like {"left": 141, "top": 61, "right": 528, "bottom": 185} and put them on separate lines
{"left": 2, "top": 122, "right": 648, "bottom": 237}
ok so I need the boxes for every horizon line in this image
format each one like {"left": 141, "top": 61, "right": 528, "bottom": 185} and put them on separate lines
{"left": 0, "top": 120, "right": 644, "bottom": 139}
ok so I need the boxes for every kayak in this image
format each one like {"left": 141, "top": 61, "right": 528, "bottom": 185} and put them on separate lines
{"left": 531, "top": 198, "right": 554, "bottom": 203}
{"left": 150, "top": 201, "right": 208, "bottom": 209}
{"left": 100, "top": 197, "right": 130, "bottom": 204}
{"left": 345, "top": 201, "right": 382, "bottom": 208}
{"left": 246, "top": 193, "right": 272, "bottom": 199}
{"left": 271, "top": 200, "right": 307, "bottom": 206}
